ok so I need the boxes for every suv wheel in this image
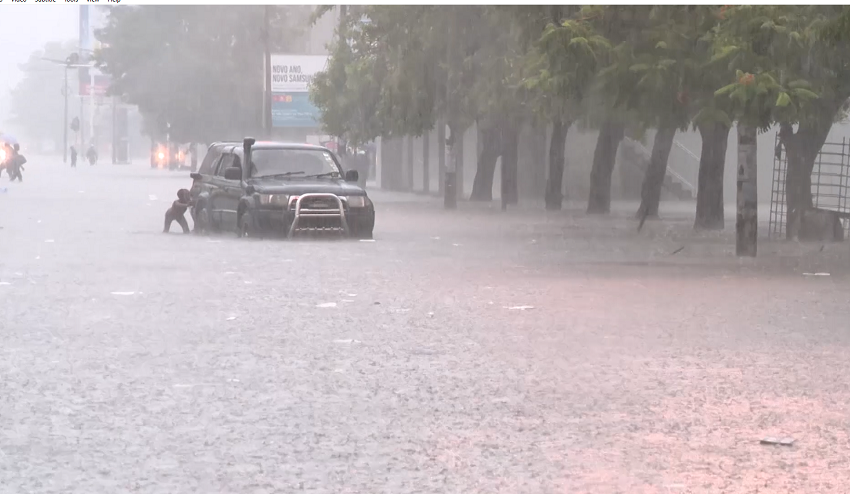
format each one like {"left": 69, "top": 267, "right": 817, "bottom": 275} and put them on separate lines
{"left": 195, "top": 205, "right": 211, "bottom": 234}
{"left": 237, "top": 210, "right": 259, "bottom": 239}
{"left": 351, "top": 225, "right": 373, "bottom": 240}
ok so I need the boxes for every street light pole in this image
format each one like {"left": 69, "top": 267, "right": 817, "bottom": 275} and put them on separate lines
{"left": 263, "top": 5, "right": 272, "bottom": 139}
{"left": 89, "top": 70, "right": 95, "bottom": 148}
{"left": 43, "top": 54, "right": 80, "bottom": 162}
{"left": 63, "top": 65, "right": 69, "bottom": 163}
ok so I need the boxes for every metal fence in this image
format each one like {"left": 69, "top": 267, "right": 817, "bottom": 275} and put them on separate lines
{"left": 769, "top": 134, "right": 850, "bottom": 239}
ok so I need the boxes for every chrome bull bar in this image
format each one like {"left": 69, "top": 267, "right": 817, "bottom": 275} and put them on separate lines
{"left": 287, "top": 193, "right": 349, "bottom": 239}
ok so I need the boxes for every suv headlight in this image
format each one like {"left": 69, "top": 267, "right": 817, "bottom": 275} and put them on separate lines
{"left": 344, "top": 196, "right": 368, "bottom": 208}
{"left": 259, "top": 194, "right": 289, "bottom": 206}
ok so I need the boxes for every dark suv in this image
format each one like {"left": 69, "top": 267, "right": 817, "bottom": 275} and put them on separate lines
{"left": 190, "top": 138, "right": 375, "bottom": 239}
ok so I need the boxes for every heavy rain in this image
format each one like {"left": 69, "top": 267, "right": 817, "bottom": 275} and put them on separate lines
{"left": 2, "top": 4, "right": 850, "bottom": 493}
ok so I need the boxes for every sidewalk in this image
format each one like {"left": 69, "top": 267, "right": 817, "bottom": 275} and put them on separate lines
{"left": 368, "top": 183, "right": 850, "bottom": 277}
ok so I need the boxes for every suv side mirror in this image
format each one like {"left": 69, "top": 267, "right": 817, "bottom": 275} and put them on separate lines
{"left": 224, "top": 167, "right": 242, "bottom": 181}
{"left": 345, "top": 170, "right": 359, "bottom": 183}
{"left": 190, "top": 172, "right": 201, "bottom": 180}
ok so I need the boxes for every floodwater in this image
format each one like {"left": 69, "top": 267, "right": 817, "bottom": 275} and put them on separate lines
{"left": 1, "top": 159, "right": 849, "bottom": 492}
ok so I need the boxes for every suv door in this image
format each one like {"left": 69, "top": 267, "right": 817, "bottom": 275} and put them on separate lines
{"left": 210, "top": 153, "right": 242, "bottom": 230}
{"left": 190, "top": 147, "right": 223, "bottom": 203}
{"left": 225, "top": 155, "right": 246, "bottom": 230}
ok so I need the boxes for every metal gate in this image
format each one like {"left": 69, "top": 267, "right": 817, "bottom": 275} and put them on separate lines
{"left": 768, "top": 133, "right": 850, "bottom": 239}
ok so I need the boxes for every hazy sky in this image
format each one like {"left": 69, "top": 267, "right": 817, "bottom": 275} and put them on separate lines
{"left": 0, "top": 6, "right": 81, "bottom": 92}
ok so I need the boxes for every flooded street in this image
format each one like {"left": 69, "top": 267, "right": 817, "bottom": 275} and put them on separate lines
{"left": 2, "top": 161, "right": 850, "bottom": 492}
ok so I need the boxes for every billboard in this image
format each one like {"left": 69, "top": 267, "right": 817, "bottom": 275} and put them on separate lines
{"left": 270, "top": 54, "right": 328, "bottom": 128}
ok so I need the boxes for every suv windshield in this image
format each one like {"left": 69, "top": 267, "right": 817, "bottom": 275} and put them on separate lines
{"left": 249, "top": 148, "right": 342, "bottom": 178}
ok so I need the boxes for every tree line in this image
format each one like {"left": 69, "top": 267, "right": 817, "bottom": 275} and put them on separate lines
{"left": 13, "top": 6, "right": 848, "bottom": 255}
{"left": 93, "top": 6, "right": 315, "bottom": 144}
{"left": 310, "top": 5, "right": 850, "bottom": 253}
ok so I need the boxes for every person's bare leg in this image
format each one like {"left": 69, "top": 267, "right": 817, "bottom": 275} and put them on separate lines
{"left": 176, "top": 214, "right": 190, "bottom": 234}
{"left": 163, "top": 210, "right": 174, "bottom": 233}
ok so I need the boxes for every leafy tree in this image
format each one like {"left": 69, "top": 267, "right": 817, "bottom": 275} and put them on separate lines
{"left": 7, "top": 40, "right": 79, "bottom": 145}
{"left": 519, "top": 6, "right": 608, "bottom": 210}
{"left": 310, "top": 7, "right": 395, "bottom": 146}
{"left": 311, "top": 6, "right": 483, "bottom": 197}
{"left": 468, "top": 7, "right": 532, "bottom": 204}
{"left": 96, "top": 6, "right": 310, "bottom": 144}
{"left": 580, "top": 6, "right": 655, "bottom": 215}
{"left": 712, "top": 6, "right": 823, "bottom": 255}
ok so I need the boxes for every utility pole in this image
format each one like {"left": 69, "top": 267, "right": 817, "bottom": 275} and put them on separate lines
{"left": 43, "top": 54, "right": 80, "bottom": 163}
{"left": 63, "top": 64, "right": 69, "bottom": 163}
{"left": 79, "top": 5, "right": 90, "bottom": 149}
{"left": 111, "top": 95, "right": 117, "bottom": 164}
{"left": 89, "top": 70, "right": 95, "bottom": 148}
{"left": 262, "top": 5, "right": 272, "bottom": 138}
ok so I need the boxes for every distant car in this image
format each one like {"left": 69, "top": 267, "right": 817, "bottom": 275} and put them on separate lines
{"left": 151, "top": 142, "right": 193, "bottom": 170}
{"left": 189, "top": 138, "right": 375, "bottom": 239}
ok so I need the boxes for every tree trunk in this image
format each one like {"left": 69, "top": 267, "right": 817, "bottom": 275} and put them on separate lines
{"left": 456, "top": 129, "right": 465, "bottom": 200}
{"left": 781, "top": 111, "right": 833, "bottom": 240}
{"left": 501, "top": 122, "right": 520, "bottom": 205}
{"left": 422, "top": 131, "right": 430, "bottom": 194}
{"left": 636, "top": 126, "right": 677, "bottom": 219}
{"left": 587, "top": 121, "right": 626, "bottom": 214}
{"left": 736, "top": 124, "right": 758, "bottom": 257}
{"left": 437, "top": 122, "right": 446, "bottom": 195}
{"left": 544, "top": 117, "right": 568, "bottom": 210}
{"left": 694, "top": 122, "right": 730, "bottom": 230}
{"left": 406, "top": 135, "right": 414, "bottom": 191}
{"left": 531, "top": 125, "right": 547, "bottom": 199}
{"left": 444, "top": 123, "right": 464, "bottom": 208}
{"left": 470, "top": 124, "right": 501, "bottom": 201}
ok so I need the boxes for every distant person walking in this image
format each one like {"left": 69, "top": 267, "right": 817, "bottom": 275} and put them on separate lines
{"left": 6, "top": 144, "right": 25, "bottom": 182}
{"left": 86, "top": 144, "right": 98, "bottom": 166}
{"left": 70, "top": 146, "right": 78, "bottom": 168}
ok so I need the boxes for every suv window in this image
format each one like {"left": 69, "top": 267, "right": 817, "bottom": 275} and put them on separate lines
{"left": 199, "top": 146, "right": 222, "bottom": 175}
{"left": 216, "top": 154, "right": 235, "bottom": 177}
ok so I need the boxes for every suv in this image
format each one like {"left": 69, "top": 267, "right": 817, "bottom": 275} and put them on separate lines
{"left": 189, "top": 138, "right": 375, "bottom": 239}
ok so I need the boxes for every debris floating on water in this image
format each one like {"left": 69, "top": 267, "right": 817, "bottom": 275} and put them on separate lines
{"left": 316, "top": 302, "right": 337, "bottom": 308}
{"left": 0, "top": 281, "right": 11, "bottom": 286}
{"left": 225, "top": 315, "right": 238, "bottom": 321}
{"left": 44, "top": 239, "right": 55, "bottom": 243}
{"left": 505, "top": 305, "right": 535, "bottom": 311}
{"left": 359, "top": 239, "right": 376, "bottom": 243}
{"left": 148, "top": 195, "right": 158, "bottom": 201}
{"left": 111, "top": 291, "right": 136, "bottom": 296}
{"left": 760, "top": 437, "right": 795, "bottom": 446}
{"left": 803, "top": 272, "right": 830, "bottom": 276}
{"left": 333, "top": 339, "right": 361, "bottom": 344}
